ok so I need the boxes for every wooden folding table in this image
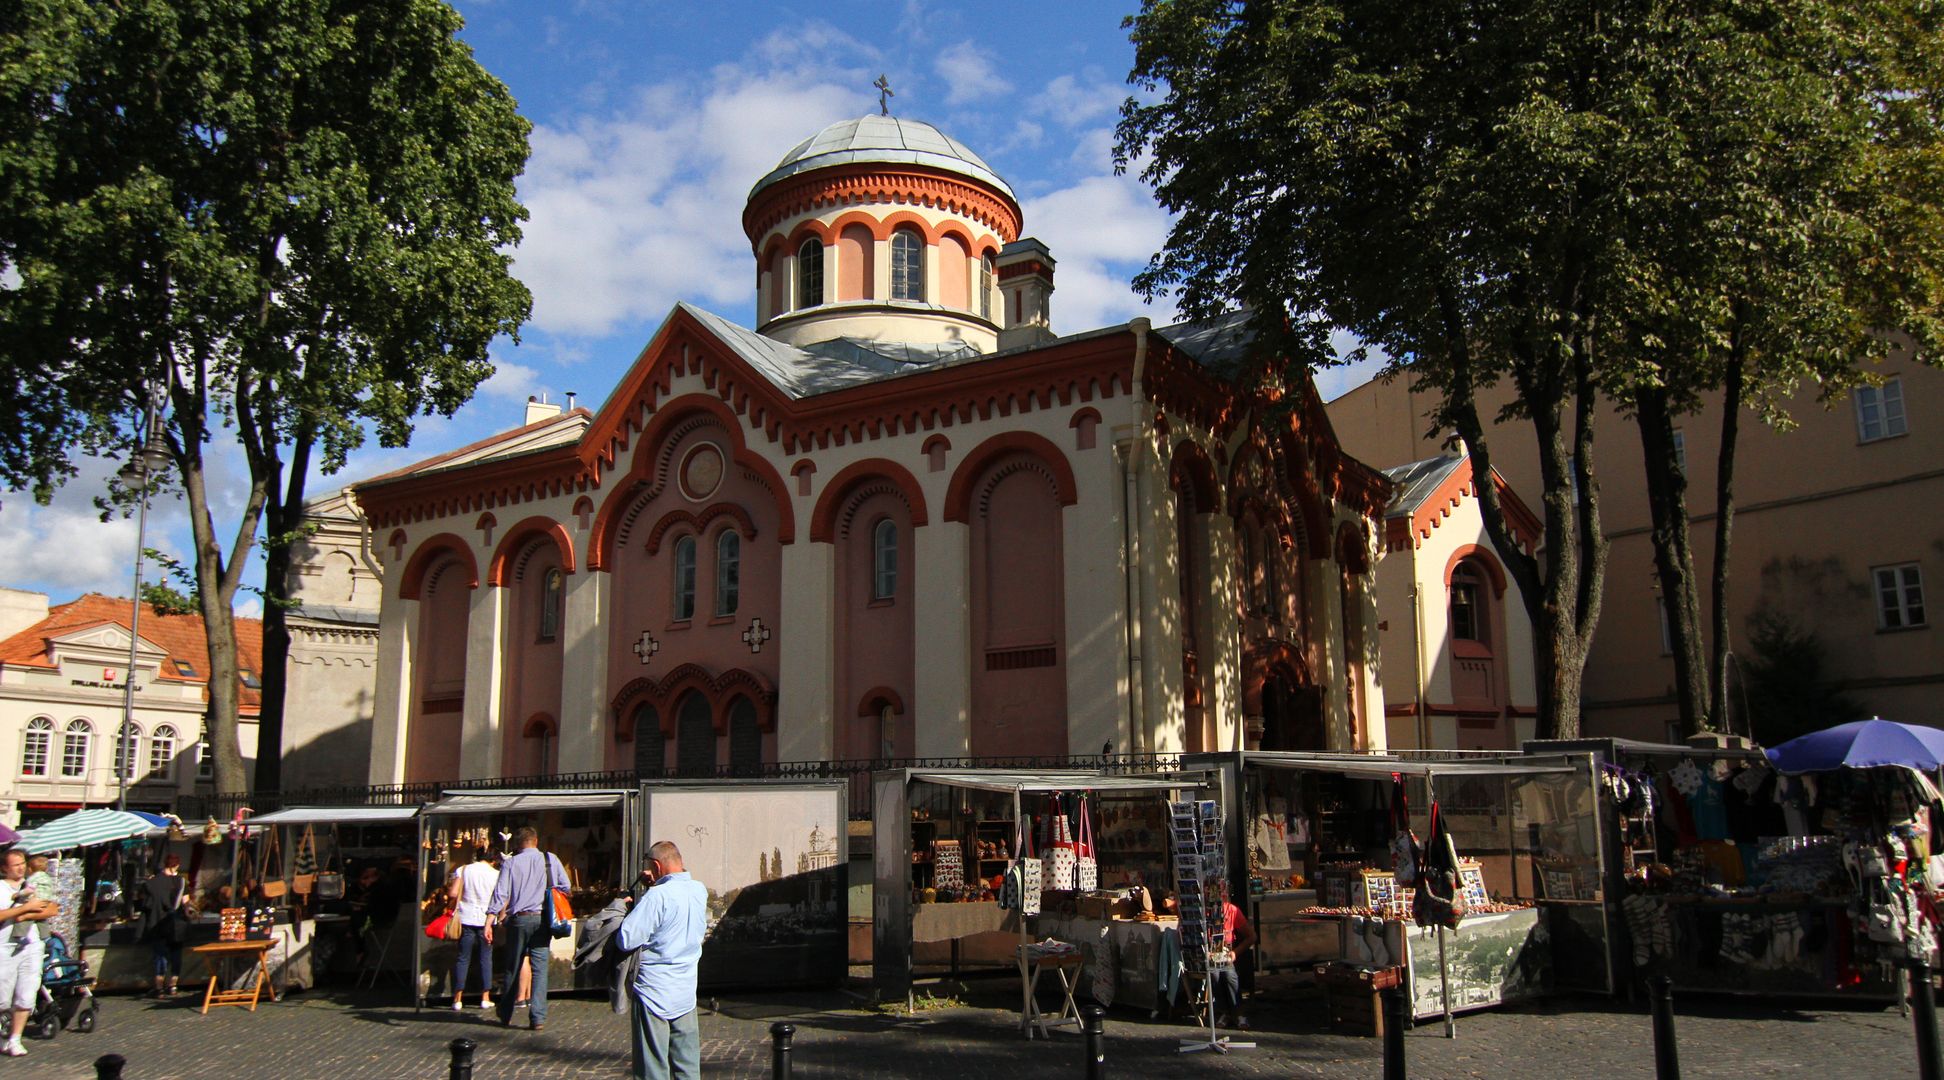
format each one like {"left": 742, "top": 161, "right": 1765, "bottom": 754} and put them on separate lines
{"left": 192, "top": 939, "right": 277, "bottom": 1014}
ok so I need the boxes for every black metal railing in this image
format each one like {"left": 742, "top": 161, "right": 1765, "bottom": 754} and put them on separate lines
{"left": 175, "top": 751, "right": 1186, "bottom": 824}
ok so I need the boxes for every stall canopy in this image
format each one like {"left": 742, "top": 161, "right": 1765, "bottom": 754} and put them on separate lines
{"left": 18, "top": 808, "right": 167, "bottom": 853}
{"left": 245, "top": 806, "right": 421, "bottom": 827}
{"left": 904, "top": 770, "right": 1207, "bottom": 794}
{"left": 422, "top": 790, "right": 631, "bottom": 815}
{"left": 1239, "top": 753, "right": 1577, "bottom": 779}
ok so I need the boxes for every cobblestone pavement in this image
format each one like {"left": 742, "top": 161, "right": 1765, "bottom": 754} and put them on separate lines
{"left": 11, "top": 977, "right": 1931, "bottom": 1079}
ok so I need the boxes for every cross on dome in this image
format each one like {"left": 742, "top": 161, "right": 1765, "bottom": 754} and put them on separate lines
{"left": 874, "top": 74, "right": 894, "bottom": 116}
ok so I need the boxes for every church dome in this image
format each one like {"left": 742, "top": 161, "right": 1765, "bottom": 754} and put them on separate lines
{"left": 749, "top": 116, "right": 1015, "bottom": 202}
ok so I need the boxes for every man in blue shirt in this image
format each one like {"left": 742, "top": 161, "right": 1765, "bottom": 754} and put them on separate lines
{"left": 615, "top": 840, "right": 707, "bottom": 1080}
{"left": 486, "top": 826, "right": 570, "bottom": 1030}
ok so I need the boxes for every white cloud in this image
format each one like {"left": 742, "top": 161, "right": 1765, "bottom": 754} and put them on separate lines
{"left": 511, "top": 47, "right": 873, "bottom": 339}
{"left": 935, "top": 42, "right": 1010, "bottom": 105}
{"left": 1032, "top": 74, "right": 1125, "bottom": 130}
{"left": 0, "top": 457, "right": 190, "bottom": 600}
{"left": 1020, "top": 159, "right": 1176, "bottom": 334}
{"left": 478, "top": 359, "right": 545, "bottom": 403}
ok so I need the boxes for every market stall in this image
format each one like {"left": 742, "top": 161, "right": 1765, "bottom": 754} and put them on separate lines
{"left": 1529, "top": 736, "right": 1902, "bottom": 1001}
{"left": 413, "top": 789, "right": 637, "bottom": 1008}
{"left": 871, "top": 768, "right": 1221, "bottom": 1012}
{"left": 637, "top": 779, "right": 848, "bottom": 990}
{"left": 239, "top": 805, "right": 421, "bottom": 990}
{"left": 1189, "top": 750, "right": 1610, "bottom": 1030}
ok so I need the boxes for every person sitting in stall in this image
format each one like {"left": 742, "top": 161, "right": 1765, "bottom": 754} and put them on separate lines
{"left": 1211, "top": 898, "right": 1258, "bottom": 1031}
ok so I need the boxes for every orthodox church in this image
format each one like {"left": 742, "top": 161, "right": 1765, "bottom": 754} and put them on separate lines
{"left": 332, "top": 113, "right": 1393, "bottom": 786}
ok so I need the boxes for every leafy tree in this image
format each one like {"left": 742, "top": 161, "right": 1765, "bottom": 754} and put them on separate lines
{"left": 1, "top": 0, "right": 531, "bottom": 794}
{"left": 1597, "top": 1, "right": 1944, "bottom": 736}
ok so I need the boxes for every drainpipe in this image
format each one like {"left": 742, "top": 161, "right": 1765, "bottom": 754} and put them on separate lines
{"left": 1410, "top": 582, "right": 1431, "bottom": 750}
{"left": 1123, "top": 318, "right": 1152, "bottom": 756}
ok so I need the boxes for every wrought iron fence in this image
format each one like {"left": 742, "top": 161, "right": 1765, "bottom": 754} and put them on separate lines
{"left": 175, "top": 751, "right": 1186, "bottom": 824}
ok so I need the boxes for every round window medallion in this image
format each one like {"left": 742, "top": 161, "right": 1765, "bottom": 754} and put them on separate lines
{"left": 679, "top": 443, "right": 725, "bottom": 501}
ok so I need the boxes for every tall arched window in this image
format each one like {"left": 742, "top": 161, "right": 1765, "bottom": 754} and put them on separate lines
{"left": 797, "top": 238, "right": 824, "bottom": 309}
{"left": 714, "top": 530, "right": 741, "bottom": 617}
{"left": 630, "top": 704, "right": 659, "bottom": 777}
{"left": 114, "top": 720, "right": 140, "bottom": 780}
{"left": 727, "top": 697, "right": 761, "bottom": 776}
{"left": 872, "top": 518, "right": 898, "bottom": 600}
{"left": 148, "top": 724, "right": 177, "bottom": 781}
{"left": 61, "top": 718, "right": 93, "bottom": 779}
{"left": 979, "top": 256, "right": 993, "bottom": 320}
{"left": 672, "top": 535, "right": 697, "bottom": 621}
{"left": 20, "top": 716, "right": 52, "bottom": 777}
{"left": 890, "top": 229, "right": 924, "bottom": 301}
{"left": 1263, "top": 527, "right": 1281, "bottom": 621}
{"left": 1450, "top": 565, "right": 1485, "bottom": 644}
{"left": 538, "top": 566, "right": 563, "bottom": 642}
{"left": 1448, "top": 558, "right": 1498, "bottom": 709}
{"left": 676, "top": 692, "right": 714, "bottom": 777}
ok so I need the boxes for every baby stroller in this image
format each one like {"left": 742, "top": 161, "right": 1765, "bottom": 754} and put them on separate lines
{"left": 27, "top": 935, "right": 98, "bottom": 1040}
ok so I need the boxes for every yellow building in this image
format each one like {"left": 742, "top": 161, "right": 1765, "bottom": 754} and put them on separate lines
{"left": 1328, "top": 344, "right": 1942, "bottom": 740}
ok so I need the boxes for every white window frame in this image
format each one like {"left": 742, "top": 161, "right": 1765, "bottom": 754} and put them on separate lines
{"left": 20, "top": 716, "right": 52, "bottom": 777}
{"left": 797, "top": 238, "right": 823, "bottom": 310}
{"left": 1874, "top": 562, "right": 1927, "bottom": 630}
{"left": 148, "top": 724, "right": 177, "bottom": 782}
{"left": 113, "top": 719, "right": 141, "bottom": 780}
{"left": 890, "top": 229, "right": 924, "bottom": 302}
{"left": 197, "top": 730, "right": 213, "bottom": 780}
{"left": 714, "top": 530, "right": 741, "bottom": 617}
{"left": 872, "top": 518, "right": 899, "bottom": 601}
{"left": 61, "top": 718, "right": 93, "bottom": 779}
{"left": 979, "top": 256, "right": 993, "bottom": 320}
{"left": 672, "top": 535, "right": 697, "bottom": 622}
{"left": 1854, "top": 378, "right": 1908, "bottom": 443}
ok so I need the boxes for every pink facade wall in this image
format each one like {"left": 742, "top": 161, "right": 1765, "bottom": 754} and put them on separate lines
{"left": 604, "top": 418, "right": 783, "bottom": 773}
{"left": 835, "top": 488, "right": 915, "bottom": 761}
{"left": 940, "top": 235, "right": 970, "bottom": 310}
{"left": 838, "top": 225, "right": 872, "bottom": 301}
{"left": 499, "top": 541, "right": 565, "bottom": 776}
{"left": 968, "top": 454, "right": 1068, "bottom": 758}
{"left": 407, "top": 559, "right": 469, "bottom": 783}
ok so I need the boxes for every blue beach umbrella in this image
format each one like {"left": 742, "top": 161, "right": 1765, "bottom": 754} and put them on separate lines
{"left": 16, "top": 808, "right": 162, "bottom": 854}
{"left": 1765, "top": 717, "right": 1944, "bottom": 775}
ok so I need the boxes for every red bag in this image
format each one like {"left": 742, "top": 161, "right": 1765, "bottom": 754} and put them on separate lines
{"left": 424, "top": 911, "right": 453, "bottom": 940}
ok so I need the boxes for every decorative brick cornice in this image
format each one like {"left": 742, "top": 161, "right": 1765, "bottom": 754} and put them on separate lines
{"left": 742, "top": 164, "right": 1022, "bottom": 251}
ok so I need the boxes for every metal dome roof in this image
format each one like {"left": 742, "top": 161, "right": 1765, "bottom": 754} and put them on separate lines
{"left": 748, "top": 115, "right": 1014, "bottom": 201}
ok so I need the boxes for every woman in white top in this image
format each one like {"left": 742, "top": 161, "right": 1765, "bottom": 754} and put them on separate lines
{"left": 447, "top": 847, "right": 500, "bottom": 1010}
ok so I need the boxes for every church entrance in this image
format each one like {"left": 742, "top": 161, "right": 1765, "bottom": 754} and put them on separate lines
{"left": 1259, "top": 672, "right": 1325, "bottom": 752}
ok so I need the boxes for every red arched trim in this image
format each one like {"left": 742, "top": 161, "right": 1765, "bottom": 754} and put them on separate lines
{"left": 522, "top": 712, "right": 557, "bottom": 738}
{"left": 588, "top": 396, "right": 796, "bottom": 571}
{"left": 1241, "top": 641, "right": 1314, "bottom": 717}
{"left": 1169, "top": 440, "right": 1221, "bottom": 512}
{"left": 921, "top": 434, "right": 952, "bottom": 455}
{"left": 856, "top": 687, "right": 906, "bottom": 717}
{"left": 809, "top": 458, "right": 929, "bottom": 542}
{"left": 877, "top": 210, "right": 942, "bottom": 245}
{"left": 1444, "top": 544, "right": 1508, "bottom": 598}
{"left": 385, "top": 528, "right": 409, "bottom": 563}
{"left": 935, "top": 221, "right": 978, "bottom": 252}
{"left": 474, "top": 511, "right": 497, "bottom": 534}
{"left": 608, "top": 664, "right": 778, "bottom": 736}
{"left": 486, "top": 516, "right": 576, "bottom": 587}
{"left": 784, "top": 219, "right": 837, "bottom": 252}
{"left": 1336, "top": 521, "right": 1372, "bottom": 575}
{"left": 790, "top": 459, "right": 817, "bottom": 496}
{"left": 942, "top": 431, "right": 1078, "bottom": 523}
{"left": 399, "top": 533, "right": 479, "bottom": 600}
{"left": 1070, "top": 407, "right": 1102, "bottom": 430}
{"left": 644, "top": 502, "right": 759, "bottom": 555}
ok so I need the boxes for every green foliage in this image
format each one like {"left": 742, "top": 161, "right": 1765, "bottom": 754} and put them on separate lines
{"left": 1741, "top": 611, "right": 1866, "bottom": 746}
{"left": 140, "top": 581, "right": 199, "bottom": 617}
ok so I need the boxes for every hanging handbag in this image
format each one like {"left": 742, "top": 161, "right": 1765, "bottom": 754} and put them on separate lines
{"left": 1076, "top": 795, "right": 1099, "bottom": 891}
{"left": 1042, "top": 796, "right": 1078, "bottom": 892}
{"left": 258, "top": 826, "right": 287, "bottom": 899}
{"left": 292, "top": 824, "right": 319, "bottom": 896}
{"left": 315, "top": 824, "right": 346, "bottom": 900}
{"left": 425, "top": 911, "right": 453, "bottom": 940}
{"left": 547, "top": 852, "right": 574, "bottom": 938}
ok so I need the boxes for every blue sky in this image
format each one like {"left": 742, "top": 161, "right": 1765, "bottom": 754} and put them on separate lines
{"left": 1, "top": 1, "right": 1381, "bottom": 611}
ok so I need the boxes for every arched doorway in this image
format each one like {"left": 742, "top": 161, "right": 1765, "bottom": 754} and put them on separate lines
{"left": 1259, "top": 669, "right": 1325, "bottom": 751}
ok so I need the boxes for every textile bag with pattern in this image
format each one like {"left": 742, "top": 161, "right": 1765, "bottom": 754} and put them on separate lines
{"left": 315, "top": 824, "right": 346, "bottom": 900}
{"left": 257, "top": 826, "right": 287, "bottom": 899}
{"left": 1042, "top": 796, "right": 1078, "bottom": 892}
{"left": 1000, "top": 813, "right": 1042, "bottom": 915}
{"left": 1076, "top": 795, "right": 1099, "bottom": 891}
{"left": 292, "top": 824, "right": 319, "bottom": 896}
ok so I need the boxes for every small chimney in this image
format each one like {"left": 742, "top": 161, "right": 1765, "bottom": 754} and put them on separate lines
{"left": 524, "top": 393, "right": 563, "bottom": 426}
{"left": 995, "top": 238, "right": 1056, "bottom": 351}
{"left": 565, "top": 391, "right": 578, "bottom": 412}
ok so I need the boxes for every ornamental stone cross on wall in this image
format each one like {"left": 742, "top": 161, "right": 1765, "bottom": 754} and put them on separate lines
{"left": 633, "top": 630, "right": 659, "bottom": 665}
{"left": 742, "top": 617, "right": 772, "bottom": 654}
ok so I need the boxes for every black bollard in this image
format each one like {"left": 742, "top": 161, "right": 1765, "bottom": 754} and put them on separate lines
{"left": 94, "top": 1054, "right": 126, "bottom": 1080}
{"left": 1081, "top": 1004, "right": 1106, "bottom": 1079}
{"left": 770, "top": 1021, "right": 796, "bottom": 1080}
{"left": 448, "top": 1037, "right": 476, "bottom": 1080}
{"left": 1908, "top": 960, "right": 1942, "bottom": 1080}
{"left": 1649, "top": 975, "right": 1681, "bottom": 1080}
{"left": 1381, "top": 984, "right": 1408, "bottom": 1080}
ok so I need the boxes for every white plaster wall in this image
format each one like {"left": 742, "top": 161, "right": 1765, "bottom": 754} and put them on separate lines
{"left": 1063, "top": 433, "right": 1128, "bottom": 758}
{"left": 557, "top": 567, "right": 610, "bottom": 773}
{"left": 368, "top": 591, "right": 413, "bottom": 784}
{"left": 461, "top": 583, "right": 505, "bottom": 777}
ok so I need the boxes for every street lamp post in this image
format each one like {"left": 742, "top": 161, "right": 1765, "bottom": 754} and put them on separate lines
{"left": 116, "top": 398, "right": 169, "bottom": 813}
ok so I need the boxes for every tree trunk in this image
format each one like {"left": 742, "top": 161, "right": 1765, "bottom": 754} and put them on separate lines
{"left": 180, "top": 457, "right": 252, "bottom": 797}
{"left": 1709, "top": 337, "right": 1746, "bottom": 733}
{"left": 1634, "top": 385, "right": 1712, "bottom": 735}
{"left": 252, "top": 429, "right": 311, "bottom": 795}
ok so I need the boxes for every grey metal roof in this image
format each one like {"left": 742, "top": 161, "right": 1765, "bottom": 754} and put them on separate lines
{"left": 1153, "top": 309, "right": 1257, "bottom": 371}
{"left": 678, "top": 302, "right": 980, "bottom": 398}
{"left": 1383, "top": 455, "right": 1466, "bottom": 518}
{"left": 749, "top": 116, "right": 1015, "bottom": 201}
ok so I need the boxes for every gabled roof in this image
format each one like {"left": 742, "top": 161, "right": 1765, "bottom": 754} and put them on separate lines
{"left": 1380, "top": 453, "right": 1541, "bottom": 554}
{"left": 0, "top": 594, "right": 265, "bottom": 713}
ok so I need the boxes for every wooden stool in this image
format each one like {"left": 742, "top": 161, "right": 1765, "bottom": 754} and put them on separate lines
{"left": 1017, "top": 945, "right": 1085, "bottom": 1039}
